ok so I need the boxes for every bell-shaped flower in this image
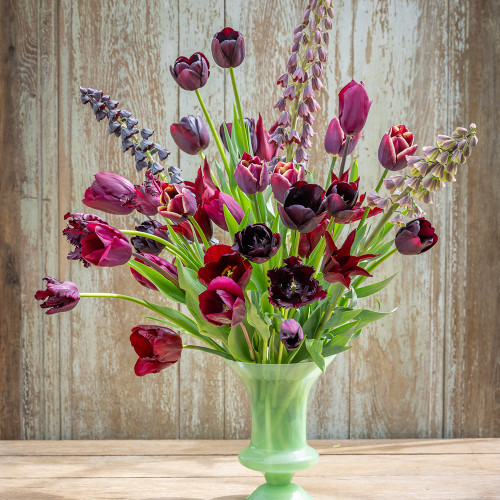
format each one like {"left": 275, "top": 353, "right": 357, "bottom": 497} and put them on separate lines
{"left": 80, "top": 223, "right": 132, "bottom": 267}
{"left": 270, "top": 161, "right": 306, "bottom": 204}
{"left": 232, "top": 223, "right": 281, "bottom": 264}
{"left": 170, "top": 114, "right": 210, "bottom": 155}
{"left": 158, "top": 183, "right": 197, "bottom": 223}
{"left": 130, "top": 220, "right": 169, "bottom": 255}
{"left": 280, "top": 319, "right": 304, "bottom": 350}
{"left": 170, "top": 52, "right": 210, "bottom": 91}
{"left": 35, "top": 276, "right": 80, "bottom": 315}
{"left": 338, "top": 80, "right": 372, "bottom": 136}
{"left": 82, "top": 172, "right": 135, "bottom": 215}
{"left": 235, "top": 152, "right": 270, "bottom": 194}
{"left": 130, "top": 254, "right": 178, "bottom": 291}
{"left": 324, "top": 117, "right": 362, "bottom": 156}
{"left": 378, "top": 124, "right": 419, "bottom": 171}
{"left": 395, "top": 218, "right": 438, "bottom": 255}
{"left": 211, "top": 27, "right": 245, "bottom": 68}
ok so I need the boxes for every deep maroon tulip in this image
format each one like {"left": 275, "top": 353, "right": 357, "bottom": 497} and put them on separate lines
{"left": 130, "top": 325, "right": 182, "bottom": 376}
{"left": 325, "top": 117, "right": 362, "bottom": 156}
{"left": 235, "top": 152, "right": 270, "bottom": 195}
{"left": 35, "top": 276, "right": 80, "bottom": 315}
{"left": 204, "top": 190, "right": 244, "bottom": 231}
{"left": 270, "top": 161, "right": 306, "bottom": 204}
{"left": 280, "top": 319, "right": 303, "bottom": 350}
{"left": 199, "top": 276, "right": 246, "bottom": 327}
{"left": 131, "top": 220, "right": 169, "bottom": 255}
{"left": 278, "top": 181, "right": 327, "bottom": 233}
{"left": 211, "top": 27, "right": 245, "bottom": 68}
{"left": 63, "top": 212, "right": 109, "bottom": 267}
{"left": 158, "top": 183, "right": 197, "bottom": 223}
{"left": 82, "top": 172, "right": 135, "bottom": 215}
{"left": 321, "top": 231, "right": 377, "bottom": 288}
{"left": 232, "top": 223, "right": 281, "bottom": 263}
{"left": 395, "top": 218, "right": 438, "bottom": 255}
{"left": 378, "top": 124, "right": 419, "bottom": 171}
{"left": 298, "top": 217, "right": 329, "bottom": 259}
{"left": 132, "top": 172, "right": 162, "bottom": 216}
{"left": 325, "top": 172, "right": 359, "bottom": 223}
{"left": 338, "top": 80, "right": 372, "bottom": 136}
{"left": 267, "top": 256, "right": 327, "bottom": 308}
{"left": 170, "top": 52, "right": 210, "bottom": 91}
{"left": 130, "top": 254, "right": 178, "bottom": 291}
{"left": 254, "top": 114, "right": 279, "bottom": 161}
{"left": 198, "top": 244, "right": 252, "bottom": 288}
{"left": 80, "top": 223, "right": 132, "bottom": 267}
{"left": 170, "top": 114, "right": 210, "bottom": 155}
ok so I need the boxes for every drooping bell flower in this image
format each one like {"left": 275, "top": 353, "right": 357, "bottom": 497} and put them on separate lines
{"left": 63, "top": 212, "right": 109, "bottom": 267}
{"left": 270, "top": 161, "right": 306, "bottom": 204}
{"left": 130, "top": 220, "right": 169, "bottom": 255}
{"left": 204, "top": 190, "right": 244, "bottom": 231}
{"left": 235, "top": 152, "right": 270, "bottom": 194}
{"left": 232, "top": 223, "right": 281, "bottom": 264}
{"left": 198, "top": 245, "right": 252, "bottom": 288}
{"left": 170, "top": 52, "right": 210, "bottom": 91}
{"left": 130, "top": 325, "right": 182, "bottom": 376}
{"left": 130, "top": 254, "right": 178, "bottom": 291}
{"left": 298, "top": 217, "right": 329, "bottom": 259}
{"left": 80, "top": 223, "right": 132, "bottom": 267}
{"left": 338, "top": 80, "right": 372, "bottom": 136}
{"left": 35, "top": 276, "right": 80, "bottom": 314}
{"left": 158, "top": 183, "right": 197, "bottom": 223}
{"left": 219, "top": 117, "right": 257, "bottom": 152}
{"left": 132, "top": 172, "right": 162, "bottom": 216}
{"left": 344, "top": 193, "right": 384, "bottom": 222}
{"left": 199, "top": 276, "right": 246, "bottom": 327}
{"left": 278, "top": 181, "right": 327, "bottom": 233}
{"left": 325, "top": 172, "right": 360, "bottom": 223}
{"left": 378, "top": 124, "right": 419, "bottom": 171}
{"left": 395, "top": 218, "right": 438, "bottom": 255}
{"left": 82, "top": 172, "right": 135, "bottom": 215}
{"left": 267, "top": 256, "right": 327, "bottom": 308}
{"left": 170, "top": 114, "right": 210, "bottom": 155}
{"left": 280, "top": 319, "right": 304, "bottom": 350}
{"left": 324, "top": 117, "right": 362, "bottom": 157}
{"left": 321, "top": 231, "right": 377, "bottom": 288}
{"left": 211, "top": 27, "right": 245, "bottom": 68}
{"left": 254, "top": 114, "right": 279, "bottom": 161}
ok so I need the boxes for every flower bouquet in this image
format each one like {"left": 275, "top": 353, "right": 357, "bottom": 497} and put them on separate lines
{"left": 35, "top": 1, "right": 478, "bottom": 498}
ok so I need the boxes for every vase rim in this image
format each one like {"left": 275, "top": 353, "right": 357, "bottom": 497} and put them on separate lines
{"left": 223, "top": 353, "right": 337, "bottom": 369}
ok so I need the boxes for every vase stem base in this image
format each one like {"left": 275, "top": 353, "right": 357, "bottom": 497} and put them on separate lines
{"left": 247, "top": 482, "right": 313, "bottom": 500}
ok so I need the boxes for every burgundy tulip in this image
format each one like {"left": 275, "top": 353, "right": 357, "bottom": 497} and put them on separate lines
{"left": 298, "top": 217, "right": 329, "bottom": 259}
{"left": 270, "top": 161, "right": 306, "bottom": 204}
{"left": 267, "top": 256, "right": 327, "bottom": 308}
{"left": 132, "top": 172, "right": 162, "bottom": 216}
{"left": 204, "top": 190, "right": 244, "bottom": 231}
{"left": 321, "top": 230, "right": 377, "bottom": 288}
{"left": 170, "top": 52, "right": 210, "bottom": 91}
{"left": 80, "top": 223, "right": 132, "bottom": 267}
{"left": 324, "top": 117, "right": 362, "bottom": 156}
{"left": 235, "top": 152, "right": 270, "bottom": 194}
{"left": 325, "top": 172, "right": 359, "bottom": 223}
{"left": 82, "top": 172, "right": 135, "bottom": 215}
{"left": 130, "top": 325, "right": 182, "bottom": 376}
{"left": 199, "top": 276, "right": 246, "bottom": 327}
{"left": 338, "top": 80, "right": 372, "bottom": 136}
{"left": 378, "top": 124, "right": 419, "bottom": 171}
{"left": 280, "top": 319, "right": 304, "bottom": 350}
{"left": 170, "top": 114, "right": 210, "bottom": 155}
{"left": 130, "top": 254, "right": 178, "bottom": 291}
{"left": 130, "top": 220, "right": 169, "bottom": 255}
{"left": 35, "top": 276, "right": 80, "bottom": 315}
{"left": 278, "top": 181, "right": 327, "bottom": 233}
{"left": 395, "top": 218, "right": 438, "bottom": 255}
{"left": 198, "top": 244, "right": 252, "bottom": 288}
{"left": 158, "top": 183, "right": 197, "bottom": 223}
{"left": 211, "top": 27, "right": 245, "bottom": 68}
{"left": 232, "top": 223, "right": 281, "bottom": 263}
{"left": 254, "top": 114, "right": 279, "bottom": 161}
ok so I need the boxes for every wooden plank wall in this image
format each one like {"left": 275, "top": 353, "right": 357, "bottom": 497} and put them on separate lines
{"left": 0, "top": 0, "right": 498, "bottom": 440}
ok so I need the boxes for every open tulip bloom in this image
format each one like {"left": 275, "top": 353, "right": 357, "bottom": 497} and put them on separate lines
{"left": 36, "top": 0, "right": 478, "bottom": 374}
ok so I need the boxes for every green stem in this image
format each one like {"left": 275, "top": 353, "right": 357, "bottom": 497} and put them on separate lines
{"left": 80, "top": 293, "right": 148, "bottom": 308}
{"left": 229, "top": 67, "right": 250, "bottom": 153}
{"left": 277, "top": 342, "right": 284, "bottom": 364}
{"left": 313, "top": 283, "right": 345, "bottom": 340}
{"left": 325, "top": 156, "right": 337, "bottom": 188}
{"left": 241, "top": 323, "right": 256, "bottom": 362}
{"left": 188, "top": 215, "right": 210, "bottom": 251}
{"left": 252, "top": 194, "right": 263, "bottom": 222}
{"left": 262, "top": 337, "right": 268, "bottom": 364}
{"left": 360, "top": 204, "right": 398, "bottom": 253}
{"left": 195, "top": 89, "right": 230, "bottom": 176}
{"left": 198, "top": 151, "right": 205, "bottom": 162}
{"left": 338, "top": 136, "right": 352, "bottom": 177}
{"left": 291, "top": 230, "right": 300, "bottom": 256}
{"left": 375, "top": 169, "right": 389, "bottom": 193}
{"left": 130, "top": 252, "right": 179, "bottom": 287}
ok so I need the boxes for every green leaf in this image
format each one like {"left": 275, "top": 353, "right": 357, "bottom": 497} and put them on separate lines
{"left": 326, "top": 322, "right": 360, "bottom": 346}
{"left": 353, "top": 273, "right": 397, "bottom": 298}
{"left": 185, "top": 344, "right": 235, "bottom": 361}
{"left": 228, "top": 324, "right": 253, "bottom": 362}
{"left": 250, "top": 261, "right": 267, "bottom": 294}
{"left": 246, "top": 300, "right": 270, "bottom": 341}
{"left": 143, "top": 301, "right": 198, "bottom": 337}
{"left": 323, "top": 307, "right": 363, "bottom": 330}
{"left": 322, "top": 344, "right": 351, "bottom": 357}
{"left": 305, "top": 339, "right": 325, "bottom": 371}
{"left": 349, "top": 159, "right": 359, "bottom": 182}
{"left": 356, "top": 308, "right": 396, "bottom": 324}
{"left": 223, "top": 204, "right": 240, "bottom": 241}
{"left": 302, "top": 302, "right": 328, "bottom": 338}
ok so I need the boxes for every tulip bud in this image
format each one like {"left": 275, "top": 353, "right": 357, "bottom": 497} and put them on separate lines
{"left": 170, "top": 52, "right": 210, "bottom": 91}
{"left": 338, "top": 80, "right": 372, "bottom": 135}
{"left": 378, "top": 124, "right": 418, "bottom": 171}
{"left": 211, "top": 27, "right": 245, "bottom": 68}
{"left": 280, "top": 319, "right": 304, "bottom": 350}
{"left": 170, "top": 114, "right": 210, "bottom": 155}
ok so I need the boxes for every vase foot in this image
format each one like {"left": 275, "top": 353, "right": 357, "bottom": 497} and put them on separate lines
{"left": 247, "top": 482, "right": 312, "bottom": 500}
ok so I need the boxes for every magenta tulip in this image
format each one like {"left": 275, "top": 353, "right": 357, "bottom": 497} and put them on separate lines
{"left": 80, "top": 223, "right": 132, "bottom": 267}
{"left": 204, "top": 190, "right": 244, "bottom": 231}
{"left": 82, "top": 172, "right": 135, "bottom": 215}
{"left": 158, "top": 183, "right": 197, "bottom": 223}
{"left": 280, "top": 319, "right": 303, "bottom": 350}
{"left": 35, "top": 276, "right": 80, "bottom": 315}
{"left": 132, "top": 172, "right": 162, "bottom": 216}
{"left": 324, "top": 117, "right": 362, "bottom": 156}
{"left": 338, "top": 80, "right": 372, "bottom": 136}
{"left": 270, "top": 161, "right": 306, "bottom": 204}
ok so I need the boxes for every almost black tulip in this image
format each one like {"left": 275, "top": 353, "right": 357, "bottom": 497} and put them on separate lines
{"left": 232, "top": 223, "right": 281, "bottom": 264}
{"left": 170, "top": 114, "right": 210, "bottom": 155}
{"left": 395, "top": 218, "right": 438, "bottom": 255}
{"left": 35, "top": 276, "right": 80, "bottom": 315}
{"left": 267, "top": 256, "right": 327, "bottom": 308}
{"left": 131, "top": 220, "right": 169, "bottom": 256}
{"left": 325, "top": 173, "right": 359, "bottom": 223}
{"left": 170, "top": 52, "right": 210, "bottom": 91}
{"left": 280, "top": 319, "right": 304, "bottom": 350}
{"left": 211, "top": 27, "right": 245, "bottom": 68}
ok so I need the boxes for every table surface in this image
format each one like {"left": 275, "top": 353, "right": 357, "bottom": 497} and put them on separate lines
{"left": 0, "top": 439, "right": 499, "bottom": 499}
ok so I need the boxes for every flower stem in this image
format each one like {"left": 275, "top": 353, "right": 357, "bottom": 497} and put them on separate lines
{"left": 199, "top": 151, "right": 205, "bottom": 162}
{"left": 277, "top": 342, "right": 284, "bottom": 364}
{"left": 188, "top": 215, "right": 210, "bottom": 251}
{"left": 291, "top": 230, "right": 300, "bottom": 256}
{"left": 241, "top": 322, "right": 256, "bottom": 362}
{"left": 325, "top": 156, "right": 337, "bottom": 188}
{"left": 252, "top": 194, "right": 263, "bottom": 222}
{"left": 313, "top": 283, "right": 345, "bottom": 340}
{"left": 229, "top": 67, "right": 250, "bottom": 153}
{"left": 338, "top": 136, "right": 352, "bottom": 177}
{"left": 80, "top": 293, "right": 148, "bottom": 308}
{"left": 360, "top": 203, "right": 398, "bottom": 253}
{"left": 375, "top": 169, "right": 389, "bottom": 193}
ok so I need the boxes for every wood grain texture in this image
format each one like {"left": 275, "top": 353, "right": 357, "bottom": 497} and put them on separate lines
{"left": 0, "top": 0, "right": 498, "bottom": 439}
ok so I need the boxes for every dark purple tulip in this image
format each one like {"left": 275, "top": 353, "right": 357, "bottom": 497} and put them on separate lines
{"left": 130, "top": 220, "right": 169, "bottom": 255}
{"left": 80, "top": 223, "right": 132, "bottom": 267}
{"left": 158, "top": 183, "right": 197, "bottom": 223}
{"left": 130, "top": 325, "right": 182, "bottom": 376}
{"left": 130, "top": 254, "right": 178, "bottom": 291}
{"left": 211, "top": 27, "right": 245, "bottom": 68}
{"left": 82, "top": 172, "right": 135, "bottom": 215}
{"left": 232, "top": 223, "right": 281, "bottom": 264}
{"left": 338, "top": 80, "right": 372, "bottom": 136}
{"left": 267, "top": 256, "right": 327, "bottom": 308}
{"left": 395, "top": 218, "right": 438, "bottom": 255}
{"left": 132, "top": 172, "right": 162, "bottom": 217}
{"left": 280, "top": 319, "right": 303, "bottom": 350}
{"left": 204, "top": 190, "right": 244, "bottom": 231}
{"left": 270, "top": 161, "right": 306, "bottom": 204}
{"left": 170, "top": 52, "right": 210, "bottom": 91}
{"left": 199, "top": 276, "right": 246, "bottom": 327}
{"left": 170, "top": 114, "right": 210, "bottom": 155}
{"left": 378, "top": 124, "right": 419, "bottom": 171}
{"left": 278, "top": 181, "right": 327, "bottom": 233}
{"left": 35, "top": 276, "right": 80, "bottom": 315}
{"left": 325, "top": 174, "right": 359, "bottom": 223}
{"left": 235, "top": 152, "right": 270, "bottom": 195}
{"left": 325, "top": 117, "right": 362, "bottom": 156}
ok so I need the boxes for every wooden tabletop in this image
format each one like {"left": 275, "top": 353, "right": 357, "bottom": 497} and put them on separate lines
{"left": 0, "top": 439, "right": 499, "bottom": 499}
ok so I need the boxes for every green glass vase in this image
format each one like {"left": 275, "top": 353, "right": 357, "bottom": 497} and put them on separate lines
{"left": 226, "top": 355, "right": 335, "bottom": 500}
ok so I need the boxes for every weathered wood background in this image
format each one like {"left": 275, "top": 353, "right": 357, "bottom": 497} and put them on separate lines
{"left": 0, "top": 0, "right": 498, "bottom": 440}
